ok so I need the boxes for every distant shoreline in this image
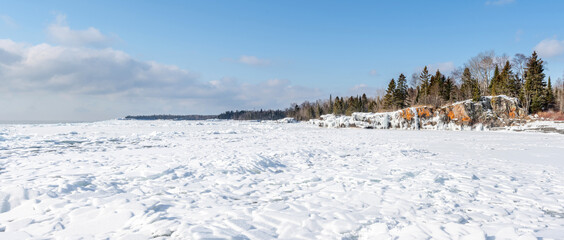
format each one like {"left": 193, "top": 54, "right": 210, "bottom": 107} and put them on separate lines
{"left": 124, "top": 115, "right": 218, "bottom": 121}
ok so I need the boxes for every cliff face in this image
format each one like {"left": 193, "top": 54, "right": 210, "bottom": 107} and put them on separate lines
{"left": 311, "top": 95, "right": 527, "bottom": 130}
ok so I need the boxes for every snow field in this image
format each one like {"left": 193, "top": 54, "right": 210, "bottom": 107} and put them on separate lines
{"left": 0, "top": 120, "right": 563, "bottom": 239}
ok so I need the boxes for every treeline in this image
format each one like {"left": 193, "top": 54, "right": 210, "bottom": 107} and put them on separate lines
{"left": 217, "top": 109, "right": 287, "bottom": 120}
{"left": 397, "top": 51, "right": 555, "bottom": 114}
{"left": 127, "top": 52, "right": 564, "bottom": 122}
{"left": 287, "top": 51, "right": 564, "bottom": 121}
{"left": 124, "top": 114, "right": 218, "bottom": 120}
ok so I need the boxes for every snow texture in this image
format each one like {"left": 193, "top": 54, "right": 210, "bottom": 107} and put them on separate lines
{"left": 0, "top": 120, "right": 563, "bottom": 239}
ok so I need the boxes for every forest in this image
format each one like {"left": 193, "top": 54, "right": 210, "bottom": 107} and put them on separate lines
{"left": 286, "top": 51, "right": 564, "bottom": 121}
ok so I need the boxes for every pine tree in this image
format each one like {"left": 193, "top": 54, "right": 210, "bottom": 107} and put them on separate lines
{"left": 395, "top": 74, "right": 408, "bottom": 108}
{"left": 384, "top": 79, "right": 396, "bottom": 109}
{"left": 524, "top": 51, "right": 546, "bottom": 113}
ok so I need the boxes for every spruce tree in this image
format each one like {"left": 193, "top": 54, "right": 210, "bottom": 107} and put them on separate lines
{"left": 395, "top": 74, "right": 408, "bottom": 109}
{"left": 524, "top": 51, "right": 546, "bottom": 113}
{"left": 384, "top": 79, "right": 396, "bottom": 109}
{"left": 419, "top": 66, "right": 431, "bottom": 103}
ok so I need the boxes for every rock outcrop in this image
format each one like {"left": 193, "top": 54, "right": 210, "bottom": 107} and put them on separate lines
{"left": 310, "top": 95, "right": 527, "bottom": 130}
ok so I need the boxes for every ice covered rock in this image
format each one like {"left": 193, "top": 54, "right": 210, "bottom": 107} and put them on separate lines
{"left": 276, "top": 117, "right": 298, "bottom": 123}
{"left": 311, "top": 95, "right": 527, "bottom": 130}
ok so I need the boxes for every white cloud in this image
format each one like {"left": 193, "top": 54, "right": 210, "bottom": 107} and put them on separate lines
{"left": 1, "top": 15, "right": 18, "bottom": 28}
{"left": 47, "top": 14, "right": 114, "bottom": 47}
{"left": 369, "top": 69, "right": 378, "bottom": 76}
{"left": 534, "top": 38, "right": 564, "bottom": 58}
{"left": 0, "top": 39, "right": 320, "bottom": 121}
{"left": 238, "top": 55, "right": 271, "bottom": 66}
{"left": 485, "top": 0, "right": 515, "bottom": 6}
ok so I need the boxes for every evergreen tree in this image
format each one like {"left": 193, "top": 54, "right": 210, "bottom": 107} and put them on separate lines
{"left": 329, "top": 94, "right": 333, "bottom": 111}
{"left": 490, "top": 65, "right": 501, "bottom": 96}
{"left": 419, "top": 66, "right": 431, "bottom": 103}
{"left": 500, "top": 60, "right": 520, "bottom": 97}
{"left": 443, "top": 77, "right": 454, "bottom": 101}
{"left": 315, "top": 102, "right": 323, "bottom": 118}
{"left": 395, "top": 74, "right": 408, "bottom": 108}
{"left": 384, "top": 79, "right": 396, "bottom": 109}
{"left": 472, "top": 78, "right": 481, "bottom": 102}
{"left": 361, "top": 93, "right": 368, "bottom": 112}
{"left": 524, "top": 51, "right": 546, "bottom": 113}
{"left": 460, "top": 67, "right": 474, "bottom": 99}
{"left": 546, "top": 77, "right": 556, "bottom": 109}
{"left": 429, "top": 70, "right": 444, "bottom": 106}
{"left": 333, "top": 97, "right": 341, "bottom": 114}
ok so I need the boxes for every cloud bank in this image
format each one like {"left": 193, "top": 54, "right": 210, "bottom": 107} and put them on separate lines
{"left": 534, "top": 38, "right": 564, "bottom": 58}
{"left": 0, "top": 38, "right": 320, "bottom": 121}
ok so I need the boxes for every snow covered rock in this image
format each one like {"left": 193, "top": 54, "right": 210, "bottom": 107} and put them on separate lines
{"left": 275, "top": 117, "right": 298, "bottom": 123}
{"left": 311, "top": 95, "right": 527, "bottom": 130}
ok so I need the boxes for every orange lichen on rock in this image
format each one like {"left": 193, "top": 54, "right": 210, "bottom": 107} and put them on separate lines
{"left": 449, "top": 104, "right": 472, "bottom": 123}
{"left": 509, "top": 110, "right": 516, "bottom": 118}
{"left": 401, "top": 109, "right": 415, "bottom": 120}
{"left": 416, "top": 108, "right": 431, "bottom": 118}
{"left": 508, "top": 106, "right": 517, "bottom": 118}
{"left": 447, "top": 110, "right": 455, "bottom": 120}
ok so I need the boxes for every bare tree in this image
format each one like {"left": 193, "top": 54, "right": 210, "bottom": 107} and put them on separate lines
{"left": 410, "top": 72, "right": 419, "bottom": 88}
{"left": 465, "top": 50, "right": 496, "bottom": 95}
{"left": 558, "top": 76, "right": 564, "bottom": 112}
{"left": 512, "top": 53, "right": 528, "bottom": 86}
{"left": 494, "top": 53, "right": 510, "bottom": 68}
{"left": 449, "top": 67, "right": 464, "bottom": 86}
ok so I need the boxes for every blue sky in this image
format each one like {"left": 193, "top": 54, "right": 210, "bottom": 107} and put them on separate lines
{"left": 1, "top": 0, "right": 564, "bottom": 121}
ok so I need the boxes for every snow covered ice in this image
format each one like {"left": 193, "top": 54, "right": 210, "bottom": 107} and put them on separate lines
{"left": 1, "top": 120, "right": 564, "bottom": 239}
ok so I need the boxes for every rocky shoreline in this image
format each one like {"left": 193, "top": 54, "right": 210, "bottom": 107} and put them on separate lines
{"left": 310, "top": 95, "right": 529, "bottom": 131}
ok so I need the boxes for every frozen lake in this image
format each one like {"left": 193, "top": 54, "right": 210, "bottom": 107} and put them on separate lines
{"left": 1, "top": 120, "right": 563, "bottom": 239}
